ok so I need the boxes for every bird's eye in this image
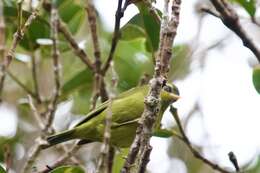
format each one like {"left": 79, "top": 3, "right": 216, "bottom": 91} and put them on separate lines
{"left": 163, "top": 85, "right": 172, "bottom": 93}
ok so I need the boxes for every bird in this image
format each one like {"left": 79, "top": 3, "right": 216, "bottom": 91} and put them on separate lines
{"left": 43, "top": 83, "right": 179, "bottom": 149}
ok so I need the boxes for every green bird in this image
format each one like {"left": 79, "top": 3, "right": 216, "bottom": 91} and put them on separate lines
{"left": 43, "top": 83, "right": 179, "bottom": 148}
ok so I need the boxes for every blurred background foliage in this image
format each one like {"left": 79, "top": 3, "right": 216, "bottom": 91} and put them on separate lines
{"left": 0, "top": 0, "right": 260, "bottom": 173}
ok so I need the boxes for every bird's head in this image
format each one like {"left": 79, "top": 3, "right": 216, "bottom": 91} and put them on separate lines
{"left": 160, "top": 83, "right": 180, "bottom": 104}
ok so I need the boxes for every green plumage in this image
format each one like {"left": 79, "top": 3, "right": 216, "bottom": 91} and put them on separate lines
{"left": 45, "top": 84, "right": 179, "bottom": 148}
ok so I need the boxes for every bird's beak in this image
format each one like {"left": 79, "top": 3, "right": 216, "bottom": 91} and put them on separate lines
{"left": 170, "top": 93, "right": 180, "bottom": 101}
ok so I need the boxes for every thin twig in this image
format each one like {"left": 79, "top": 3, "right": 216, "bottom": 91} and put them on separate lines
{"left": 42, "top": 0, "right": 94, "bottom": 70}
{"left": 43, "top": 3, "right": 61, "bottom": 132}
{"left": 57, "top": 20, "right": 94, "bottom": 70}
{"left": 39, "top": 145, "right": 81, "bottom": 173}
{"left": 122, "top": 0, "right": 181, "bottom": 172}
{"left": 31, "top": 52, "right": 41, "bottom": 103}
{"left": 0, "top": 0, "right": 43, "bottom": 101}
{"left": 199, "top": 6, "right": 220, "bottom": 18}
{"left": 169, "top": 106, "right": 232, "bottom": 173}
{"left": 4, "top": 144, "right": 12, "bottom": 172}
{"left": 86, "top": 1, "right": 113, "bottom": 171}
{"left": 28, "top": 95, "right": 45, "bottom": 130}
{"left": 86, "top": 1, "right": 101, "bottom": 75}
{"left": 86, "top": 0, "right": 108, "bottom": 105}
{"left": 96, "top": 99, "right": 113, "bottom": 173}
{"left": 17, "top": 0, "right": 23, "bottom": 33}
{"left": 24, "top": 95, "right": 81, "bottom": 173}
{"left": 228, "top": 151, "right": 240, "bottom": 172}
{"left": 0, "top": 0, "right": 6, "bottom": 102}
{"left": 138, "top": 73, "right": 150, "bottom": 86}
{"left": 0, "top": 0, "right": 5, "bottom": 59}
{"left": 22, "top": 4, "right": 66, "bottom": 172}
{"left": 101, "top": 0, "right": 128, "bottom": 75}
{"left": 209, "top": 0, "right": 260, "bottom": 62}
{"left": 26, "top": 98, "right": 81, "bottom": 172}
{"left": 6, "top": 70, "right": 37, "bottom": 99}
{"left": 22, "top": 137, "right": 47, "bottom": 173}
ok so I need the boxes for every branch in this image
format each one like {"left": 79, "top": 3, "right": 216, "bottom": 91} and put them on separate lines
{"left": 23, "top": 4, "right": 81, "bottom": 171}
{"left": 228, "top": 151, "right": 240, "bottom": 172}
{"left": 209, "top": 0, "right": 260, "bottom": 62}
{"left": 0, "top": 0, "right": 5, "bottom": 102}
{"left": 39, "top": 145, "right": 81, "bottom": 173}
{"left": 25, "top": 95, "right": 81, "bottom": 172}
{"left": 22, "top": 137, "right": 47, "bottom": 173}
{"left": 28, "top": 95, "right": 45, "bottom": 130}
{"left": 4, "top": 144, "right": 12, "bottom": 172}
{"left": 85, "top": 2, "right": 113, "bottom": 172}
{"left": 31, "top": 52, "right": 41, "bottom": 103}
{"left": 169, "top": 106, "right": 232, "bottom": 173}
{"left": 57, "top": 20, "right": 94, "bottom": 70}
{"left": 86, "top": 0, "right": 108, "bottom": 106}
{"left": 43, "top": 2, "right": 61, "bottom": 132}
{"left": 199, "top": 6, "right": 220, "bottom": 18}
{"left": 101, "top": 0, "right": 127, "bottom": 75}
{"left": 122, "top": 0, "right": 182, "bottom": 172}
{"left": 0, "top": 0, "right": 43, "bottom": 101}
{"left": 96, "top": 99, "right": 113, "bottom": 173}
{"left": 6, "top": 70, "right": 38, "bottom": 99}
{"left": 86, "top": 1, "right": 101, "bottom": 75}
{"left": 42, "top": 1, "right": 94, "bottom": 70}
{"left": 0, "top": 0, "right": 5, "bottom": 59}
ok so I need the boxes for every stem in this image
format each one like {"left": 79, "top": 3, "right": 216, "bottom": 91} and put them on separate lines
{"left": 39, "top": 145, "right": 81, "bottom": 173}
{"left": 31, "top": 52, "right": 41, "bottom": 103}
{"left": 0, "top": 0, "right": 6, "bottom": 102}
{"left": 57, "top": 20, "right": 94, "bottom": 70}
{"left": 0, "top": 0, "right": 43, "bottom": 101}
{"left": 7, "top": 70, "right": 37, "bottom": 99}
{"left": 43, "top": 2, "right": 61, "bottom": 132}
{"left": 101, "top": 0, "right": 127, "bottom": 75}
{"left": 169, "top": 106, "right": 232, "bottom": 173}
{"left": 96, "top": 99, "right": 113, "bottom": 173}
{"left": 210, "top": 0, "right": 260, "bottom": 62}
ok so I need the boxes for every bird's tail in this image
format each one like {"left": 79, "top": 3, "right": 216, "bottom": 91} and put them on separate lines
{"left": 42, "top": 129, "right": 76, "bottom": 149}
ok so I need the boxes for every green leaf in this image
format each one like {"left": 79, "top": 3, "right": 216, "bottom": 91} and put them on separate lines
{"left": 3, "top": 6, "right": 50, "bottom": 50}
{"left": 49, "top": 165, "right": 85, "bottom": 173}
{"left": 120, "top": 24, "right": 146, "bottom": 40}
{"left": 112, "top": 148, "right": 129, "bottom": 173}
{"left": 62, "top": 69, "right": 93, "bottom": 96}
{"left": 61, "top": 68, "right": 93, "bottom": 114}
{"left": 121, "top": 4, "right": 161, "bottom": 52}
{"left": 71, "top": 85, "right": 93, "bottom": 114}
{"left": 141, "top": 14, "right": 160, "bottom": 51}
{"left": 153, "top": 129, "right": 174, "bottom": 138}
{"left": 114, "top": 39, "right": 153, "bottom": 91}
{"left": 3, "top": 0, "right": 85, "bottom": 51}
{"left": 253, "top": 65, "right": 260, "bottom": 94}
{"left": 231, "top": 0, "right": 256, "bottom": 17}
{"left": 57, "top": 0, "right": 86, "bottom": 34}
{"left": 0, "top": 165, "right": 6, "bottom": 173}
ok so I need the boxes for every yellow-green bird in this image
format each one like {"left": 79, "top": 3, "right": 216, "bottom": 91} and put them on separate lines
{"left": 44, "top": 83, "right": 179, "bottom": 148}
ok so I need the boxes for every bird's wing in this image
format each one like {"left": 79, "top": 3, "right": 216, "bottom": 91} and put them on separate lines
{"left": 111, "top": 118, "right": 140, "bottom": 128}
{"left": 74, "top": 85, "right": 147, "bottom": 127}
{"left": 115, "top": 85, "right": 147, "bottom": 99}
{"left": 75, "top": 101, "right": 108, "bottom": 127}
